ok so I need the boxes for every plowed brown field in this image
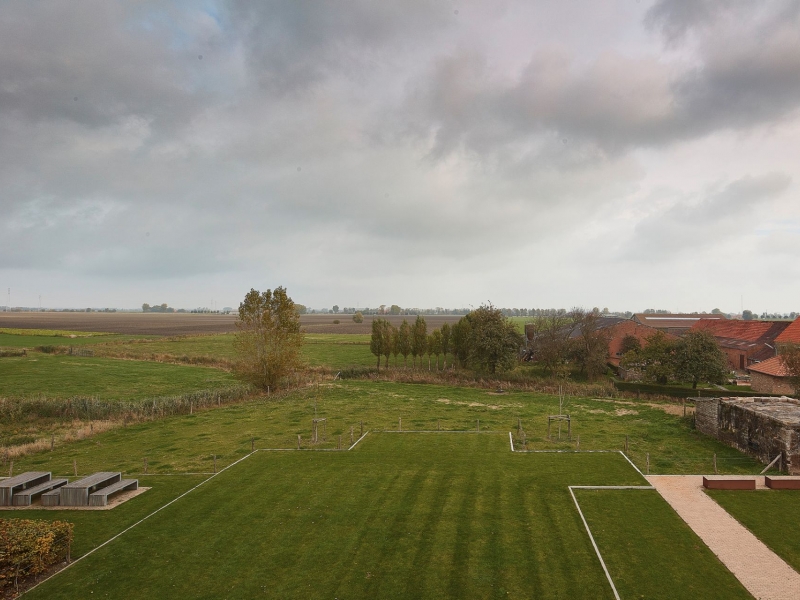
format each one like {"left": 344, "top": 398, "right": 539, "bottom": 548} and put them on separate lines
{"left": 0, "top": 312, "right": 464, "bottom": 335}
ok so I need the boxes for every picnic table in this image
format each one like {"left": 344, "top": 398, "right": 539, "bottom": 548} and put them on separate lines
{"left": 60, "top": 472, "right": 122, "bottom": 506}
{"left": 0, "top": 472, "right": 51, "bottom": 506}
{"left": 12, "top": 478, "right": 69, "bottom": 506}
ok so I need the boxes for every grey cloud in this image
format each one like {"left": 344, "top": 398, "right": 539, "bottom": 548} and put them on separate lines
{"left": 621, "top": 173, "right": 791, "bottom": 260}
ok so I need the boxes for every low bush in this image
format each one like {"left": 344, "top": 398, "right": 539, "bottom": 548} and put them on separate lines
{"left": 0, "top": 519, "right": 74, "bottom": 588}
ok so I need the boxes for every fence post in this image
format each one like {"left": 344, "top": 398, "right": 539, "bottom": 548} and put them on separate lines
{"left": 399, "top": 417, "right": 402, "bottom": 432}
{"left": 214, "top": 455, "right": 217, "bottom": 473}
{"left": 360, "top": 420, "right": 363, "bottom": 437}
{"left": 625, "top": 435, "right": 629, "bottom": 454}
{"left": 577, "top": 435, "right": 580, "bottom": 450}
{"left": 297, "top": 435, "right": 301, "bottom": 450}
{"left": 51, "top": 435, "right": 54, "bottom": 451}
{"left": 350, "top": 426, "right": 354, "bottom": 445}
{"left": 713, "top": 453, "right": 717, "bottom": 475}
{"left": 73, "top": 460, "right": 77, "bottom": 477}
{"left": 251, "top": 437, "right": 255, "bottom": 452}
{"left": 338, "top": 435, "right": 342, "bottom": 450}
{"left": 477, "top": 419, "right": 480, "bottom": 432}
{"left": 144, "top": 457, "right": 148, "bottom": 474}
{"left": 646, "top": 453, "right": 650, "bottom": 475}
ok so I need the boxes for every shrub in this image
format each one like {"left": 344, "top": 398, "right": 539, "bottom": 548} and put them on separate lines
{"left": 333, "top": 319, "right": 340, "bottom": 324}
{"left": 352, "top": 312, "right": 364, "bottom": 324}
{"left": 0, "top": 519, "right": 74, "bottom": 588}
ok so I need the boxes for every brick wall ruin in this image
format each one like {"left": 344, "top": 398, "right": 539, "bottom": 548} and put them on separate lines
{"left": 695, "top": 396, "right": 800, "bottom": 475}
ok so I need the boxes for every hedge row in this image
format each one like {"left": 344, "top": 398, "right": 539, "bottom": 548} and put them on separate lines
{"left": 0, "top": 519, "right": 73, "bottom": 587}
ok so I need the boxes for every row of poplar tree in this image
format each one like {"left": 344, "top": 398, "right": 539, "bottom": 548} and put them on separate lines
{"left": 369, "top": 305, "right": 523, "bottom": 374}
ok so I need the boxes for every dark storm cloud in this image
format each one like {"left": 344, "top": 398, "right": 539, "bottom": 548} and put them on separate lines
{"left": 409, "top": 1, "right": 800, "bottom": 156}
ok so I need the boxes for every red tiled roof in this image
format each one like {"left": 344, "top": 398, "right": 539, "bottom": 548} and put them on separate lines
{"left": 775, "top": 317, "right": 800, "bottom": 344}
{"left": 691, "top": 319, "right": 790, "bottom": 343}
{"left": 747, "top": 355, "right": 789, "bottom": 377}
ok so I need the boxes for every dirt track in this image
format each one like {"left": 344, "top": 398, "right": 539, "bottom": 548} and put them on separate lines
{"left": 0, "top": 312, "right": 465, "bottom": 336}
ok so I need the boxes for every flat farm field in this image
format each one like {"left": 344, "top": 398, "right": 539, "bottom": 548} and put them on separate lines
{"left": 0, "top": 312, "right": 464, "bottom": 336}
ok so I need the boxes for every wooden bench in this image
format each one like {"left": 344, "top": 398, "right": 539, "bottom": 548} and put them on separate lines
{"left": 12, "top": 478, "right": 69, "bottom": 506}
{"left": 0, "top": 472, "right": 52, "bottom": 505}
{"left": 765, "top": 476, "right": 800, "bottom": 490}
{"left": 60, "top": 472, "right": 121, "bottom": 506}
{"left": 88, "top": 479, "right": 138, "bottom": 507}
{"left": 41, "top": 488, "right": 62, "bottom": 507}
{"left": 703, "top": 476, "right": 756, "bottom": 490}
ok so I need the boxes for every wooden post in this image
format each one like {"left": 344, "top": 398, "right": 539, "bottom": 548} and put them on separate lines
{"left": 360, "top": 420, "right": 363, "bottom": 437}
{"left": 577, "top": 435, "right": 580, "bottom": 450}
{"left": 399, "top": 417, "right": 402, "bottom": 432}
{"left": 350, "top": 426, "right": 354, "bottom": 445}
{"left": 323, "top": 420, "right": 326, "bottom": 442}
{"left": 217, "top": 394, "right": 221, "bottom": 407}
{"left": 251, "top": 437, "right": 255, "bottom": 452}
{"left": 297, "top": 435, "right": 301, "bottom": 450}
{"left": 214, "top": 455, "right": 217, "bottom": 473}
{"left": 625, "top": 435, "right": 629, "bottom": 453}
{"left": 646, "top": 453, "right": 650, "bottom": 475}
{"left": 547, "top": 419, "right": 551, "bottom": 440}
{"left": 338, "top": 435, "right": 342, "bottom": 450}
{"left": 190, "top": 402, "right": 193, "bottom": 415}
{"left": 144, "top": 457, "right": 148, "bottom": 474}
{"left": 51, "top": 435, "right": 54, "bottom": 451}
{"left": 90, "top": 422, "right": 93, "bottom": 434}
{"left": 477, "top": 419, "right": 480, "bottom": 432}
{"left": 73, "top": 460, "right": 77, "bottom": 477}
{"left": 567, "top": 418, "right": 571, "bottom": 441}
{"left": 713, "top": 453, "right": 717, "bottom": 475}
{"left": 437, "top": 419, "right": 440, "bottom": 431}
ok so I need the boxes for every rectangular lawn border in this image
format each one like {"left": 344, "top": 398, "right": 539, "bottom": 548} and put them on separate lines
{"left": 569, "top": 485, "right": 655, "bottom": 600}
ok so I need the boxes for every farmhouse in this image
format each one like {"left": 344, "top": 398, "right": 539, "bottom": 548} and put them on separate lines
{"left": 747, "top": 356, "right": 794, "bottom": 395}
{"left": 775, "top": 316, "right": 800, "bottom": 347}
{"left": 695, "top": 396, "right": 800, "bottom": 474}
{"left": 632, "top": 313, "right": 726, "bottom": 335}
{"left": 691, "top": 319, "right": 790, "bottom": 371}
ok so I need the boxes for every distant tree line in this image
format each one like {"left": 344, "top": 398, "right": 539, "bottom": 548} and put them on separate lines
{"left": 142, "top": 303, "right": 174, "bottom": 313}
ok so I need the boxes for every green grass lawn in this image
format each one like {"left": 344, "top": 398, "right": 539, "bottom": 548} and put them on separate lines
{"left": 13, "top": 380, "right": 766, "bottom": 477}
{"left": 0, "top": 354, "right": 236, "bottom": 400}
{"left": 706, "top": 489, "right": 800, "bottom": 572}
{"left": 576, "top": 489, "right": 750, "bottom": 599}
{"left": 23, "top": 434, "right": 748, "bottom": 600}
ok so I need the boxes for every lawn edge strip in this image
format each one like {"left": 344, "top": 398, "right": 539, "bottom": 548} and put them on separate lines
{"left": 568, "top": 485, "right": 655, "bottom": 600}
{"left": 22, "top": 450, "right": 258, "bottom": 596}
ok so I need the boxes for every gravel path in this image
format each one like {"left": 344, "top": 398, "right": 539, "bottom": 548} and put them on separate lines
{"left": 648, "top": 475, "right": 800, "bottom": 600}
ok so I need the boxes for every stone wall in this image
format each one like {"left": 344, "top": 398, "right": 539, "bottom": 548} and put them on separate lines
{"left": 750, "top": 371, "right": 795, "bottom": 395}
{"left": 694, "top": 397, "right": 800, "bottom": 474}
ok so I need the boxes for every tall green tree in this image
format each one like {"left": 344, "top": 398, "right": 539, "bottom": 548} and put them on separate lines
{"left": 411, "top": 315, "right": 428, "bottom": 368}
{"left": 398, "top": 319, "right": 412, "bottom": 367}
{"left": 674, "top": 330, "right": 728, "bottom": 389}
{"left": 391, "top": 326, "right": 401, "bottom": 367}
{"left": 568, "top": 308, "right": 612, "bottom": 380}
{"left": 451, "top": 316, "right": 472, "bottom": 368}
{"left": 233, "top": 287, "right": 304, "bottom": 390}
{"left": 370, "top": 319, "right": 384, "bottom": 369}
{"left": 440, "top": 323, "right": 451, "bottom": 369}
{"left": 466, "top": 304, "right": 524, "bottom": 374}
{"left": 621, "top": 331, "right": 676, "bottom": 384}
{"left": 382, "top": 321, "right": 394, "bottom": 368}
{"left": 429, "top": 329, "right": 443, "bottom": 370}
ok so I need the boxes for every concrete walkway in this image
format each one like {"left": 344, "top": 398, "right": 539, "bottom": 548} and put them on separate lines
{"left": 648, "top": 475, "right": 800, "bottom": 600}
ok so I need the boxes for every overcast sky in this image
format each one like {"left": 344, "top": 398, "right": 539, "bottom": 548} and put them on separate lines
{"left": 2, "top": 1, "right": 799, "bottom": 313}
